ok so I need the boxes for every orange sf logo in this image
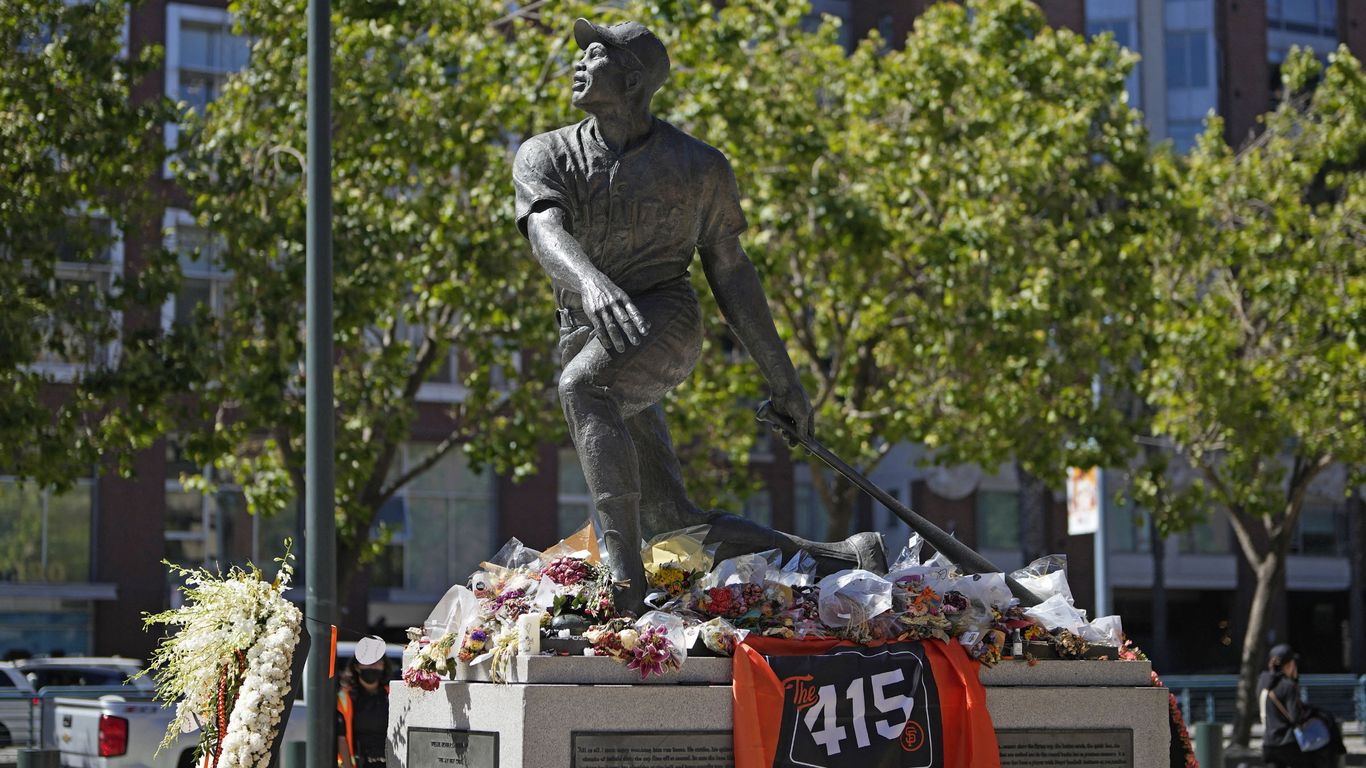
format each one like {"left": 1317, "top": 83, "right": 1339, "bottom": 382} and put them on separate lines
{"left": 780, "top": 675, "right": 818, "bottom": 710}
{"left": 901, "top": 720, "right": 925, "bottom": 752}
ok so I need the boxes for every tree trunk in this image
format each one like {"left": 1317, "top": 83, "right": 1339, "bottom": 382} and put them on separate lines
{"left": 1148, "top": 510, "right": 1169, "bottom": 669}
{"left": 811, "top": 465, "right": 858, "bottom": 541}
{"left": 1231, "top": 551, "right": 1286, "bottom": 747}
{"left": 1349, "top": 491, "right": 1365, "bottom": 674}
{"left": 1016, "top": 463, "right": 1049, "bottom": 564}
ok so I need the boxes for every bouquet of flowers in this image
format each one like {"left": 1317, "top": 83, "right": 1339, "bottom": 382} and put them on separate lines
{"left": 139, "top": 543, "right": 302, "bottom": 768}
{"left": 542, "top": 555, "right": 614, "bottom": 620}
{"left": 700, "top": 617, "right": 743, "bottom": 656}
{"left": 404, "top": 629, "right": 456, "bottom": 691}
{"left": 646, "top": 561, "right": 703, "bottom": 599}
{"left": 696, "top": 583, "right": 765, "bottom": 619}
{"left": 584, "top": 618, "right": 639, "bottom": 663}
{"left": 893, "top": 575, "right": 954, "bottom": 643}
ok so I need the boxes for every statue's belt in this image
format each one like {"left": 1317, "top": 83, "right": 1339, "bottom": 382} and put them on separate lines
{"left": 556, "top": 306, "right": 595, "bottom": 329}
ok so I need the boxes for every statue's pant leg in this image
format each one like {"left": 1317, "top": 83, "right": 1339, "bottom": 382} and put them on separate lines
{"left": 628, "top": 403, "right": 709, "bottom": 538}
{"left": 557, "top": 285, "right": 703, "bottom": 611}
{"left": 559, "top": 338, "right": 648, "bottom": 610}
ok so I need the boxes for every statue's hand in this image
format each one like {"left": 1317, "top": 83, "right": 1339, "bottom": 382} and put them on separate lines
{"left": 580, "top": 273, "right": 649, "bottom": 353}
{"left": 770, "top": 386, "right": 814, "bottom": 442}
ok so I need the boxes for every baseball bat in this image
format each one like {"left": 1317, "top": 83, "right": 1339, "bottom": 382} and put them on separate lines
{"left": 756, "top": 401, "right": 1041, "bottom": 606}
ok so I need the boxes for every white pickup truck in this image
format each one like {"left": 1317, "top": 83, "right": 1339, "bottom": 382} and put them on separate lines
{"left": 43, "top": 695, "right": 310, "bottom": 768}
{"left": 20, "top": 642, "right": 402, "bottom": 768}
{"left": 0, "top": 658, "right": 152, "bottom": 752}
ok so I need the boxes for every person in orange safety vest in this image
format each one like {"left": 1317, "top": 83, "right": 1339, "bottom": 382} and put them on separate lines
{"left": 336, "top": 655, "right": 390, "bottom": 767}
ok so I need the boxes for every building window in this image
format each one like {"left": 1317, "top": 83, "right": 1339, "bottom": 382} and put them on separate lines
{"left": 0, "top": 609, "right": 91, "bottom": 657}
{"left": 794, "top": 475, "right": 828, "bottom": 542}
{"left": 876, "top": 14, "right": 896, "bottom": 50}
{"left": 163, "top": 439, "right": 294, "bottom": 571}
{"left": 803, "top": 0, "right": 853, "bottom": 51}
{"left": 1086, "top": 17, "right": 1142, "bottom": 109}
{"left": 975, "top": 490, "right": 1020, "bottom": 550}
{"left": 366, "top": 443, "right": 495, "bottom": 596}
{"left": 1267, "top": 0, "right": 1336, "bottom": 35}
{"left": 401, "top": 321, "right": 477, "bottom": 403}
{"left": 1178, "top": 509, "right": 1233, "bottom": 554}
{"left": 1292, "top": 502, "right": 1345, "bottom": 557}
{"left": 0, "top": 476, "right": 93, "bottom": 584}
{"left": 164, "top": 4, "right": 247, "bottom": 160}
{"left": 557, "top": 448, "right": 595, "bottom": 539}
{"left": 167, "top": 5, "right": 247, "bottom": 114}
{"left": 1107, "top": 492, "right": 1152, "bottom": 554}
{"left": 742, "top": 490, "right": 774, "bottom": 528}
{"left": 33, "top": 215, "right": 123, "bottom": 380}
{"left": 163, "top": 210, "right": 231, "bottom": 328}
{"left": 1167, "top": 119, "right": 1205, "bottom": 152}
{"left": 1166, "top": 31, "right": 1210, "bottom": 89}
{"left": 1087, "top": 19, "right": 1133, "bottom": 49}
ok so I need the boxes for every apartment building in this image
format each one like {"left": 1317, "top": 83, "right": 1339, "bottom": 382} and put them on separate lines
{"left": 4, "top": 0, "right": 1361, "bottom": 677}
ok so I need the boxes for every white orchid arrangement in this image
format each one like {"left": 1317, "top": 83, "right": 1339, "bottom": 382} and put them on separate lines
{"left": 138, "top": 543, "right": 302, "bottom": 768}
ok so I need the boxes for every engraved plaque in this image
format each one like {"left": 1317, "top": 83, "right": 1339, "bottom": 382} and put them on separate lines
{"left": 997, "top": 728, "right": 1133, "bottom": 768}
{"left": 572, "top": 730, "right": 733, "bottom": 767}
{"left": 407, "top": 728, "right": 498, "bottom": 768}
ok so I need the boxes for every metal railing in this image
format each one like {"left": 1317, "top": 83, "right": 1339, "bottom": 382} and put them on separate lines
{"left": 0, "top": 690, "right": 40, "bottom": 749}
{"left": 1163, "top": 674, "right": 1364, "bottom": 726}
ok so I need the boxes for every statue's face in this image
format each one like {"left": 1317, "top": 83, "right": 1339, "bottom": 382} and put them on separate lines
{"left": 572, "top": 42, "right": 638, "bottom": 111}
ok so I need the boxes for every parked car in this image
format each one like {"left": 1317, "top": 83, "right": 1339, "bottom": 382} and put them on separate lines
{"left": 0, "top": 657, "right": 149, "bottom": 749}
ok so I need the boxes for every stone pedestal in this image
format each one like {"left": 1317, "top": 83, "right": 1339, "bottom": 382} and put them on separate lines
{"left": 388, "top": 657, "right": 1170, "bottom": 767}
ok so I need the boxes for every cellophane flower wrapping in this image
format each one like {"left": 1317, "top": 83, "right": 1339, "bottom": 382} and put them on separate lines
{"left": 400, "top": 531, "right": 1141, "bottom": 688}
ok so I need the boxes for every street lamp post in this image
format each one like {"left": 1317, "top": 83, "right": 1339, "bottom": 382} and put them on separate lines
{"left": 303, "top": 0, "right": 335, "bottom": 761}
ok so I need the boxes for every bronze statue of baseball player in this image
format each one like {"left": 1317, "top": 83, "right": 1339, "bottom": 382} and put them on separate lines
{"left": 515, "top": 18, "right": 885, "bottom": 612}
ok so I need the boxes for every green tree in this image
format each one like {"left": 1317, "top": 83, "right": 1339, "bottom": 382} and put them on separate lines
{"left": 655, "top": 0, "right": 1162, "bottom": 539}
{"left": 862, "top": 0, "right": 1164, "bottom": 553}
{"left": 1138, "top": 47, "right": 1366, "bottom": 746}
{"left": 173, "top": 0, "right": 606, "bottom": 592}
{"left": 1, "top": 0, "right": 178, "bottom": 488}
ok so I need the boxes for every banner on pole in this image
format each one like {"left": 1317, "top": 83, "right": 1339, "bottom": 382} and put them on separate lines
{"left": 1066, "top": 467, "right": 1100, "bottom": 536}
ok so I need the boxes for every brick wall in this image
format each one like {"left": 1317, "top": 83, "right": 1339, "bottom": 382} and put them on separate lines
{"left": 1215, "top": 0, "right": 1270, "bottom": 148}
{"left": 851, "top": 0, "right": 1086, "bottom": 43}
{"left": 1343, "top": 0, "right": 1366, "bottom": 62}
{"left": 1034, "top": 0, "right": 1086, "bottom": 33}
{"left": 93, "top": 442, "right": 167, "bottom": 660}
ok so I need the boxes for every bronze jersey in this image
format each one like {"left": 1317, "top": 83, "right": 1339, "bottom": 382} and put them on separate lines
{"left": 514, "top": 117, "right": 747, "bottom": 306}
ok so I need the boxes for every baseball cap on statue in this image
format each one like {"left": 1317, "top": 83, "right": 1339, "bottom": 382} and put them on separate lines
{"left": 573, "top": 18, "right": 670, "bottom": 93}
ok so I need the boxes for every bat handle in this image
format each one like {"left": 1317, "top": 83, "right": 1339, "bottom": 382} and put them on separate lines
{"left": 756, "top": 400, "right": 801, "bottom": 444}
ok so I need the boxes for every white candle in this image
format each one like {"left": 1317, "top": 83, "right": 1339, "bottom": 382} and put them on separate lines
{"left": 516, "top": 613, "right": 542, "bottom": 655}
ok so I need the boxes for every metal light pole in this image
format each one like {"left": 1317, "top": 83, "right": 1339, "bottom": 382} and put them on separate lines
{"left": 1094, "top": 468, "right": 1110, "bottom": 618}
{"left": 304, "top": 0, "right": 335, "bottom": 760}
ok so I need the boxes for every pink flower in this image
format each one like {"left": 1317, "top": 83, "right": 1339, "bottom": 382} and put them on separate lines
{"left": 402, "top": 667, "right": 441, "bottom": 691}
{"left": 544, "top": 556, "right": 592, "bottom": 586}
{"left": 626, "top": 626, "right": 680, "bottom": 679}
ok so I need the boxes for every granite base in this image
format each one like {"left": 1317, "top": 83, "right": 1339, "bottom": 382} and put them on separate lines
{"left": 388, "top": 657, "right": 1170, "bottom": 767}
